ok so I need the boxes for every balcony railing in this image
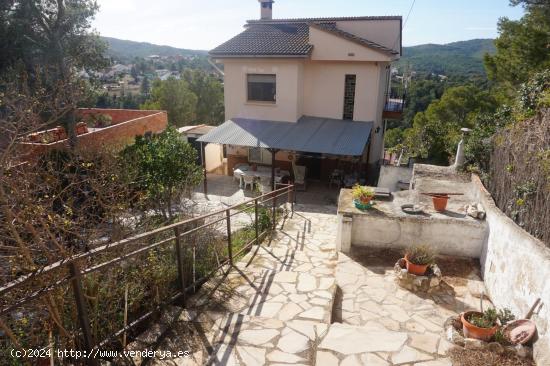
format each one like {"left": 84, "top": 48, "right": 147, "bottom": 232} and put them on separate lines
{"left": 383, "top": 92, "right": 405, "bottom": 119}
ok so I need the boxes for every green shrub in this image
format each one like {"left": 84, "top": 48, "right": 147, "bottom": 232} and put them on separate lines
{"left": 404, "top": 245, "right": 436, "bottom": 265}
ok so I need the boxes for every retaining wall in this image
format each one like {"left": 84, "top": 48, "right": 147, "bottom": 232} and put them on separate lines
{"left": 471, "top": 175, "right": 550, "bottom": 365}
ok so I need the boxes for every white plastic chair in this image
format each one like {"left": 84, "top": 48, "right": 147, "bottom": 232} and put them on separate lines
{"left": 233, "top": 164, "right": 249, "bottom": 182}
{"left": 292, "top": 164, "right": 307, "bottom": 191}
{"left": 243, "top": 175, "right": 256, "bottom": 190}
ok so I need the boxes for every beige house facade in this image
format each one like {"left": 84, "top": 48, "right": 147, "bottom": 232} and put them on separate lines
{"left": 199, "top": 1, "right": 402, "bottom": 187}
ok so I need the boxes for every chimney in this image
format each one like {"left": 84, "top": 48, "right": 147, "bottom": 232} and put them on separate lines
{"left": 259, "top": 0, "right": 274, "bottom": 20}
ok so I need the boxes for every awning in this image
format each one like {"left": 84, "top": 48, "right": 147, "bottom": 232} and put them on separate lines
{"left": 197, "top": 116, "right": 373, "bottom": 156}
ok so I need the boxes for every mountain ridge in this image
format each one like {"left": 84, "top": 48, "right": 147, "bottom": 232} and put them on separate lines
{"left": 102, "top": 36, "right": 208, "bottom": 61}
{"left": 103, "top": 36, "right": 495, "bottom": 76}
{"left": 398, "top": 38, "right": 496, "bottom": 76}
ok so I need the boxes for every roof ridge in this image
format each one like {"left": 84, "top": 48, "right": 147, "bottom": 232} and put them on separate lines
{"left": 247, "top": 15, "right": 402, "bottom": 24}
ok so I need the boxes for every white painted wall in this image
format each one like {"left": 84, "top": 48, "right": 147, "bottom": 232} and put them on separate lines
{"left": 336, "top": 19, "right": 401, "bottom": 54}
{"left": 309, "top": 26, "right": 392, "bottom": 62}
{"left": 471, "top": 175, "right": 550, "bottom": 365}
{"left": 349, "top": 207, "right": 487, "bottom": 258}
{"left": 378, "top": 165, "right": 413, "bottom": 192}
{"left": 223, "top": 59, "right": 304, "bottom": 123}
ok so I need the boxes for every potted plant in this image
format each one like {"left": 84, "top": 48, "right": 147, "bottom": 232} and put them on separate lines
{"left": 432, "top": 194, "right": 450, "bottom": 211}
{"left": 404, "top": 245, "right": 435, "bottom": 275}
{"left": 352, "top": 184, "right": 375, "bottom": 203}
{"left": 461, "top": 308, "right": 515, "bottom": 341}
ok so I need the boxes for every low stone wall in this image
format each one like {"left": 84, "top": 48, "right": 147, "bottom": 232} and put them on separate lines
{"left": 471, "top": 175, "right": 550, "bottom": 365}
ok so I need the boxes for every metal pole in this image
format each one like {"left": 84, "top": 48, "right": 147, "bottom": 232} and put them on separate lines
{"left": 201, "top": 142, "right": 207, "bottom": 195}
{"left": 174, "top": 227, "right": 186, "bottom": 300}
{"left": 69, "top": 262, "right": 97, "bottom": 366}
{"left": 254, "top": 199, "right": 259, "bottom": 245}
{"left": 226, "top": 210, "right": 233, "bottom": 266}
{"left": 269, "top": 148, "right": 278, "bottom": 191}
{"left": 272, "top": 193, "right": 277, "bottom": 231}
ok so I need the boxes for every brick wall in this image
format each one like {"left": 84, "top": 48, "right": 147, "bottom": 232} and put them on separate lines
{"left": 17, "top": 108, "right": 168, "bottom": 160}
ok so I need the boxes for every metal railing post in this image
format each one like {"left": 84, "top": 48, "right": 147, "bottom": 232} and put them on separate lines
{"left": 226, "top": 209, "right": 233, "bottom": 266}
{"left": 174, "top": 227, "right": 186, "bottom": 300}
{"left": 69, "top": 262, "right": 98, "bottom": 366}
{"left": 254, "top": 199, "right": 259, "bottom": 245}
{"left": 272, "top": 193, "right": 277, "bottom": 231}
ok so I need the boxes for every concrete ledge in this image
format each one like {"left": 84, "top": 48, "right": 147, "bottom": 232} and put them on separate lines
{"left": 337, "top": 188, "right": 487, "bottom": 258}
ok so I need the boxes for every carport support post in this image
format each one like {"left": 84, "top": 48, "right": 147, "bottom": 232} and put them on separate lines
{"left": 201, "top": 142, "right": 207, "bottom": 195}
{"left": 269, "top": 148, "right": 279, "bottom": 191}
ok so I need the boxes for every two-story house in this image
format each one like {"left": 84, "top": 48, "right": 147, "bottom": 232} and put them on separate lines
{"left": 198, "top": 0, "right": 402, "bottom": 189}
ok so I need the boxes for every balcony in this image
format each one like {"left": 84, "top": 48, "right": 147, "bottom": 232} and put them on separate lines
{"left": 383, "top": 93, "right": 405, "bottom": 119}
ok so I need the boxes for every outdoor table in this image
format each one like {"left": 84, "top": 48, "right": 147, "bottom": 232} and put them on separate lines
{"left": 234, "top": 168, "right": 290, "bottom": 189}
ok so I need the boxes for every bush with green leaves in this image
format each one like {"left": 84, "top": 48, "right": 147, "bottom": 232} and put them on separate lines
{"left": 120, "top": 126, "right": 203, "bottom": 220}
{"left": 463, "top": 106, "right": 512, "bottom": 178}
{"left": 467, "top": 307, "right": 515, "bottom": 328}
{"left": 517, "top": 70, "right": 550, "bottom": 114}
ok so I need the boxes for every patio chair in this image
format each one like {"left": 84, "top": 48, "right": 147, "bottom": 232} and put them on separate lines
{"left": 233, "top": 164, "right": 249, "bottom": 182}
{"left": 243, "top": 175, "right": 256, "bottom": 190}
{"left": 329, "top": 169, "right": 343, "bottom": 189}
{"left": 292, "top": 164, "right": 307, "bottom": 191}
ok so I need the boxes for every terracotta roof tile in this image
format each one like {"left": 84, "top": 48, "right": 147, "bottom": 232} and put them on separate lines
{"left": 209, "top": 23, "right": 312, "bottom": 57}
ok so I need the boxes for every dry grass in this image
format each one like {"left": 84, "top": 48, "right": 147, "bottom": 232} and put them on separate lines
{"left": 448, "top": 347, "right": 535, "bottom": 366}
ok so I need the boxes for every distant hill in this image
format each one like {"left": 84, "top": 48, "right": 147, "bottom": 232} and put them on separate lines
{"left": 102, "top": 37, "right": 208, "bottom": 61}
{"left": 398, "top": 39, "right": 496, "bottom": 77}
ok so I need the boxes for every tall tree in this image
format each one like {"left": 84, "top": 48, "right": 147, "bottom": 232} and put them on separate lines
{"left": 484, "top": 0, "right": 550, "bottom": 93}
{"left": 141, "top": 78, "right": 197, "bottom": 127}
{"left": 183, "top": 69, "right": 225, "bottom": 125}
{"left": 1, "top": 0, "right": 107, "bottom": 144}
{"left": 1, "top": 0, "right": 106, "bottom": 80}
{"left": 403, "top": 85, "right": 498, "bottom": 164}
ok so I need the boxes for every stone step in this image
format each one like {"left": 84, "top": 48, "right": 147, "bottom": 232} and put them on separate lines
{"left": 196, "top": 312, "right": 329, "bottom": 365}
{"left": 316, "top": 323, "right": 409, "bottom": 365}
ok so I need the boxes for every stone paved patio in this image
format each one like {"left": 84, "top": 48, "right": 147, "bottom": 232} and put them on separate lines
{"left": 319, "top": 247, "right": 486, "bottom": 365}
{"left": 126, "top": 186, "right": 487, "bottom": 365}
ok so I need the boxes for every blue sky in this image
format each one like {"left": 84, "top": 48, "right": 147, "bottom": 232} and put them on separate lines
{"left": 93, "top": 0, "right": 524, "bottom": 50}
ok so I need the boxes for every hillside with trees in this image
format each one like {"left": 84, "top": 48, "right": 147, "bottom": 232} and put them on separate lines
{"left": 102, "top": 36, "right": 208, "bottom": 61}
{"left": 397, "top": 39, "right": 496, "bottom": 77}
{"left": 386, "top": 0, "right": 550, "bottom": 245}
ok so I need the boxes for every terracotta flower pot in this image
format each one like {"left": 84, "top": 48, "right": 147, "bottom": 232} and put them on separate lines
{"left": 360, "top": 195, "right": 373, "bottom": 204}
{"left": 432, "top": 195, "right": 449, "bottom": 211}
{"left": 404, "top": 255, "right": 429, "bottom": 276}
{"left": 461, "top": 311, "right": 498, "bottom": 341}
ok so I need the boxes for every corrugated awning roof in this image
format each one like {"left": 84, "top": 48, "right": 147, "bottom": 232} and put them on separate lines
{"left": 197, "top": 116, "right": 372, "bottom": 156}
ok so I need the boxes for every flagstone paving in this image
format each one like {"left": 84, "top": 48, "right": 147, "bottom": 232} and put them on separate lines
{"left": 126, "top": 200, "right": 484, "bottom": 365}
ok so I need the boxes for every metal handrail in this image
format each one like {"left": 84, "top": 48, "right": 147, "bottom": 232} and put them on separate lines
{"left": 0, "top": 184, "right": 293, "bottom": 296}
{"left": 1, "top": 183, "right": 295, "bottom": 365}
